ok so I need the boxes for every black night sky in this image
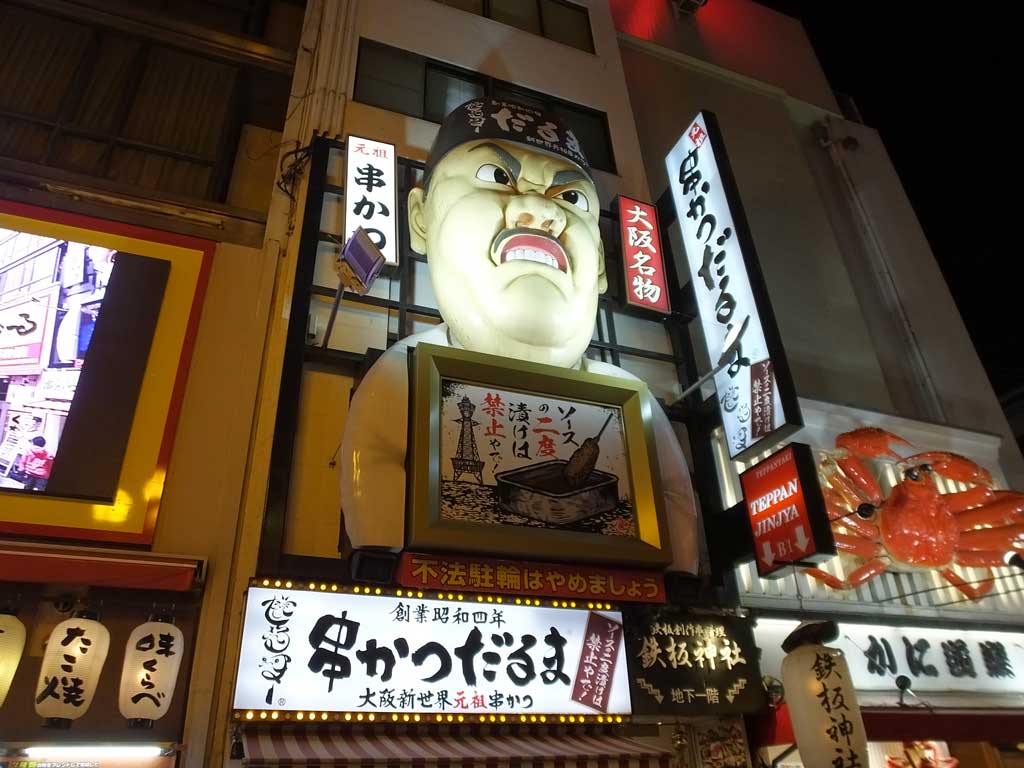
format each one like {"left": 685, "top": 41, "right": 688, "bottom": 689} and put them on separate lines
{"left": 758, "top": 3, "right": 1019, "bottom": 405}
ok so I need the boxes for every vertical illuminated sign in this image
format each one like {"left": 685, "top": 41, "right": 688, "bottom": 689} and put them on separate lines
{"left": 739, "top": 443, "right": 833, "bottom": 577}
{"left": 617, "top": 196, "right": 670, "bottom": 314}
{"left": 344, "top": 135, "right": 399, "bottom": 266}
{"left": 665, "top": 111, "right": 801, "bottom": 460}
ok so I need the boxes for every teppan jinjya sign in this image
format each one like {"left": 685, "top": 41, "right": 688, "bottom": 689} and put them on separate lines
{"left": 739, "top": 442, "right": 834, "bottom": 577}
{"left": 624, "top": 611, "right": 764, "bottom": 716}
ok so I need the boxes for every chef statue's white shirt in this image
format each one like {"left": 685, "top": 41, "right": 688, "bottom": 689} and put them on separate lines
{"left": 340, "top": 323, "right": 701, "bottom": 574}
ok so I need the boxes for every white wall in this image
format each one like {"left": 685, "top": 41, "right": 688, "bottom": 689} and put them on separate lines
{"left": 618, "top": 39, "right": 893, "bottom": 414}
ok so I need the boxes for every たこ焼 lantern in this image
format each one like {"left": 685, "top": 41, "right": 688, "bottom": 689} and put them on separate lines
{"left": 34, "top": 615, "right": 111, "bottom": 724}
{"left": 0, "top": 612, "right": 26, "bottom": 708}
{"left": 119, "top": 620, "right": 185, "bottom": 723}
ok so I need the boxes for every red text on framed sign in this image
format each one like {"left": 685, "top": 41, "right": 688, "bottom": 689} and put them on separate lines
{"left": 397, "top": 552, "right": 665, "bottom": 603}
{"left": 739, "top": 442, "right": 833, "bottom": 577}
{"left": 617, "top": 196, "right": 670, "bottom": 314}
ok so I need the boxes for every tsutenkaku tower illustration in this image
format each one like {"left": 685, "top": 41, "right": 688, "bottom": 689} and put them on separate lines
{"left": 451, "top": 395, "right": 484, "bottom": 483}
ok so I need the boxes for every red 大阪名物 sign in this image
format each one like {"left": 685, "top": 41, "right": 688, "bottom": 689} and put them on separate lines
{"left": 618, "top": 196, "right": 670, "bottom": 314}
{"left": 739, "top": 443, "right": 833, "bottom": 577}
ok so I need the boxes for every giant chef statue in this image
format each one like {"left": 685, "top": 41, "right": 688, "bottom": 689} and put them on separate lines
{"left": 340, "top": 99, "right": 699, "bottom": 573}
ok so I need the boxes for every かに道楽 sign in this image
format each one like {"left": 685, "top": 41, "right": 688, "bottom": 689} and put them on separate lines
{"left": 664, "top": 111, "right": 802, "bottom": 461}
{"left": 739, "top": 443, "right": 833, "bottom": 577}
{"left": 233, "top": 587, "right": 631, "bottom": 716}
{"left": 617, "top": 196, "right": 670, "bottom": 314}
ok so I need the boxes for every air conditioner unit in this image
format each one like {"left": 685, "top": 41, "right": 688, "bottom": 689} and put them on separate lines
{"left": 672, "top": 0, "right": 710, "bottom": 16}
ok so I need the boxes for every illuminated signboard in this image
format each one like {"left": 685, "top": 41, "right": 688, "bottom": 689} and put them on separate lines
{"left": 233, "top": 587, "right": 631, "bottom": 716}
{"left": 344, "top": 135, "right": 398, "bottom": 266}
{"left": 665, "top": 111, "right": 801, "bottom": 460}
{"left": 739, "top": 443, "right": 833, "bottom": 577}
{"left": 757, "top": 619, "right": 1024, "bottom": 698}
{"left": 0, "top": 200, "right": 211, "bottom": 544}
{"left": 625, "top": 612, "right": 764, "bottom": 715}
{"left": 617, "top": 196, "right": 670, "bottom": 314}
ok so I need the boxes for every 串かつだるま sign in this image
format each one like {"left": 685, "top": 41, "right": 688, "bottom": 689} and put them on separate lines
{"left": 665, "top": 111, "right": 801, "bottom": 460}
{"left": 233, "top": 587, "right": 631, "bottom": 715}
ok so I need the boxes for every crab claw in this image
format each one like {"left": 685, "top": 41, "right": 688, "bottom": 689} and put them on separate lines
{"left": 906, "top": 451, "right": 993, "bottom": 487}
{"left": 835, "top": 427, "right": 913, "bottom": 459}
{"left": 832, "top": 428, "right": 910, "bottom": 507}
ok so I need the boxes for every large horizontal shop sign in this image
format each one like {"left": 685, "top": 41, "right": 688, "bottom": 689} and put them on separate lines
{"left": 234, "top": 587, "right": 631, "bottom": 716}
{"left": 757, "top": 619, "right": 1024, "bottom": 695}
{"left": 397, "top": 552, "right": 666, "bottom": 603}
{"left": 665, "top": 111, "right": 801, "bottom": 460}
{"left": 625, "top": 612, "right": 764, "bottom": 716}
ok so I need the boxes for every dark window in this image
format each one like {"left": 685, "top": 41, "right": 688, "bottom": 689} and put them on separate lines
{"left": 489, "top": 0, "right": 542, "bottom": 35}
{"left": 435, "top": 0, "right": 594, "bottom": 53}
{"left": 425, "top": 66, "right": 485, "bottom": 124}
{"left": 353, "top": 39, "right": 616, "bottom": 174}
{"left": 353, "top": 41, "right": 426, "bottom": 118}
{"left": 540, "top": 0, "right": 594, "bottom": 52}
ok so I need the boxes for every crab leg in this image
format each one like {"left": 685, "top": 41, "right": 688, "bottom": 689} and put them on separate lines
{"left": 822, "top": 458, "right": 874, "bottom": 508}
{"left": 955, "top": 551, "right": 1012, "bottom": 568}
{"left": 805, "top": 558, "right": 888, "bottom": 590}
{"left": 956, "top": 493, "right": 1024, "bottom": 531}
{"left": 834, "top": 532, "right": 883, "bottom": 558}
{"left": 944, "top": 486, "right": 996, "bottom": 514}
{"left": 823, "top": 486, "right": 878, "bottom": 539}
{"left": 836, "top": 455, "right": 883, "bottom": 506}
{"left": 958, "top": 523, "right": 1024, "bottom": 551}
{"left": 940, "top": 567, "right": 995, "bottom": 601}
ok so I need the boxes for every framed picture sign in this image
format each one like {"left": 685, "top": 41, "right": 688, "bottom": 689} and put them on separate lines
{"left": 408, "top": 344, "right": 671, "bottom": 567}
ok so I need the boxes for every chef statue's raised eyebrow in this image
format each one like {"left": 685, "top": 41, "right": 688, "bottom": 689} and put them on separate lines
{"left": 550, "top": 170, "right": 589, "bottom": 187}
{"left": 468, "top": 142, "right": 522, "bottom": 180}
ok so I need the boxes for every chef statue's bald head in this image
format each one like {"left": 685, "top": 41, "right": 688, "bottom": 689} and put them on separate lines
{"left": 407, "top": 99, "right": 606, "bottom": 368}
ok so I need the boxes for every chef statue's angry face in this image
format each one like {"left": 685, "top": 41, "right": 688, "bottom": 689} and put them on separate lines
{"left": 407, "top": 100, "right": 606, "bottom": 368}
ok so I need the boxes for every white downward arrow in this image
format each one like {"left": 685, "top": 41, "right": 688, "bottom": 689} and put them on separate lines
{"left": 794, "top": 525, "right": 810, "bottom": 553}
{"left": 761, "top": 541, "right": 775, "bottom": 567}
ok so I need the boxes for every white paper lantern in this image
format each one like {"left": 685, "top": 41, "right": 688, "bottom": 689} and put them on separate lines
{"left": 118, "top": 621, "right": 185, "bottom": 722}
{"left": 0, "top": 612, "right": 26, "bottom": 709}
{"left": 34, "top": 616, "right": 111, "bottom": 722}
{"left": 782, "top": 643, "right": 868, "bottom": 768}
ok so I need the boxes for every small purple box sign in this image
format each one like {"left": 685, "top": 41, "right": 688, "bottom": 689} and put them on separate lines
{"left": 335, "top": 227, "right": 385, "bottom": 295}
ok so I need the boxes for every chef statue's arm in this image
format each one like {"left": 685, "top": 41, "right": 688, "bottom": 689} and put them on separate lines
{"left": 646, "top": 392, "right": 701, "bottom": 574}
{"left": 339, "top": 344, "right": 410, "bottom": 549}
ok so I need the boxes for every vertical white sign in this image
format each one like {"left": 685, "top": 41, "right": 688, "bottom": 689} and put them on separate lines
{"left": 345, "top": 135, "right": 399, "bottom": 266}
{"left": 665, "top": 112, "right": 797, "bottom": 459}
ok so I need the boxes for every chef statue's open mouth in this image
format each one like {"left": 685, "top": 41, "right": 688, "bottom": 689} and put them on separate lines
{"left": 339, "top": 98, "right": 701, "bottom": 576}
{"left": 493, "top": 228, "right": 570, "bottom": 274}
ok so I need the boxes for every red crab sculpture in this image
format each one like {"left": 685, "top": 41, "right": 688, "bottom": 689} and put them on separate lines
{"left": 807, "top": 427, "right": 1024, "bottom": 601}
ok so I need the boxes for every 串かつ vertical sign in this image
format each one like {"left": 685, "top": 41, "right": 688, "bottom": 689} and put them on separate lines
{"left": 345, "top": 135, "right": 398, "bottom": 266}
{"left": 664, "top": 111, "right": 801, "bottom": 460}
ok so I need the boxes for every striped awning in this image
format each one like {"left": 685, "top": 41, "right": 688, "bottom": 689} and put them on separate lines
{"left": 242, "top": 726, "right": 672, "bottom": 767}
